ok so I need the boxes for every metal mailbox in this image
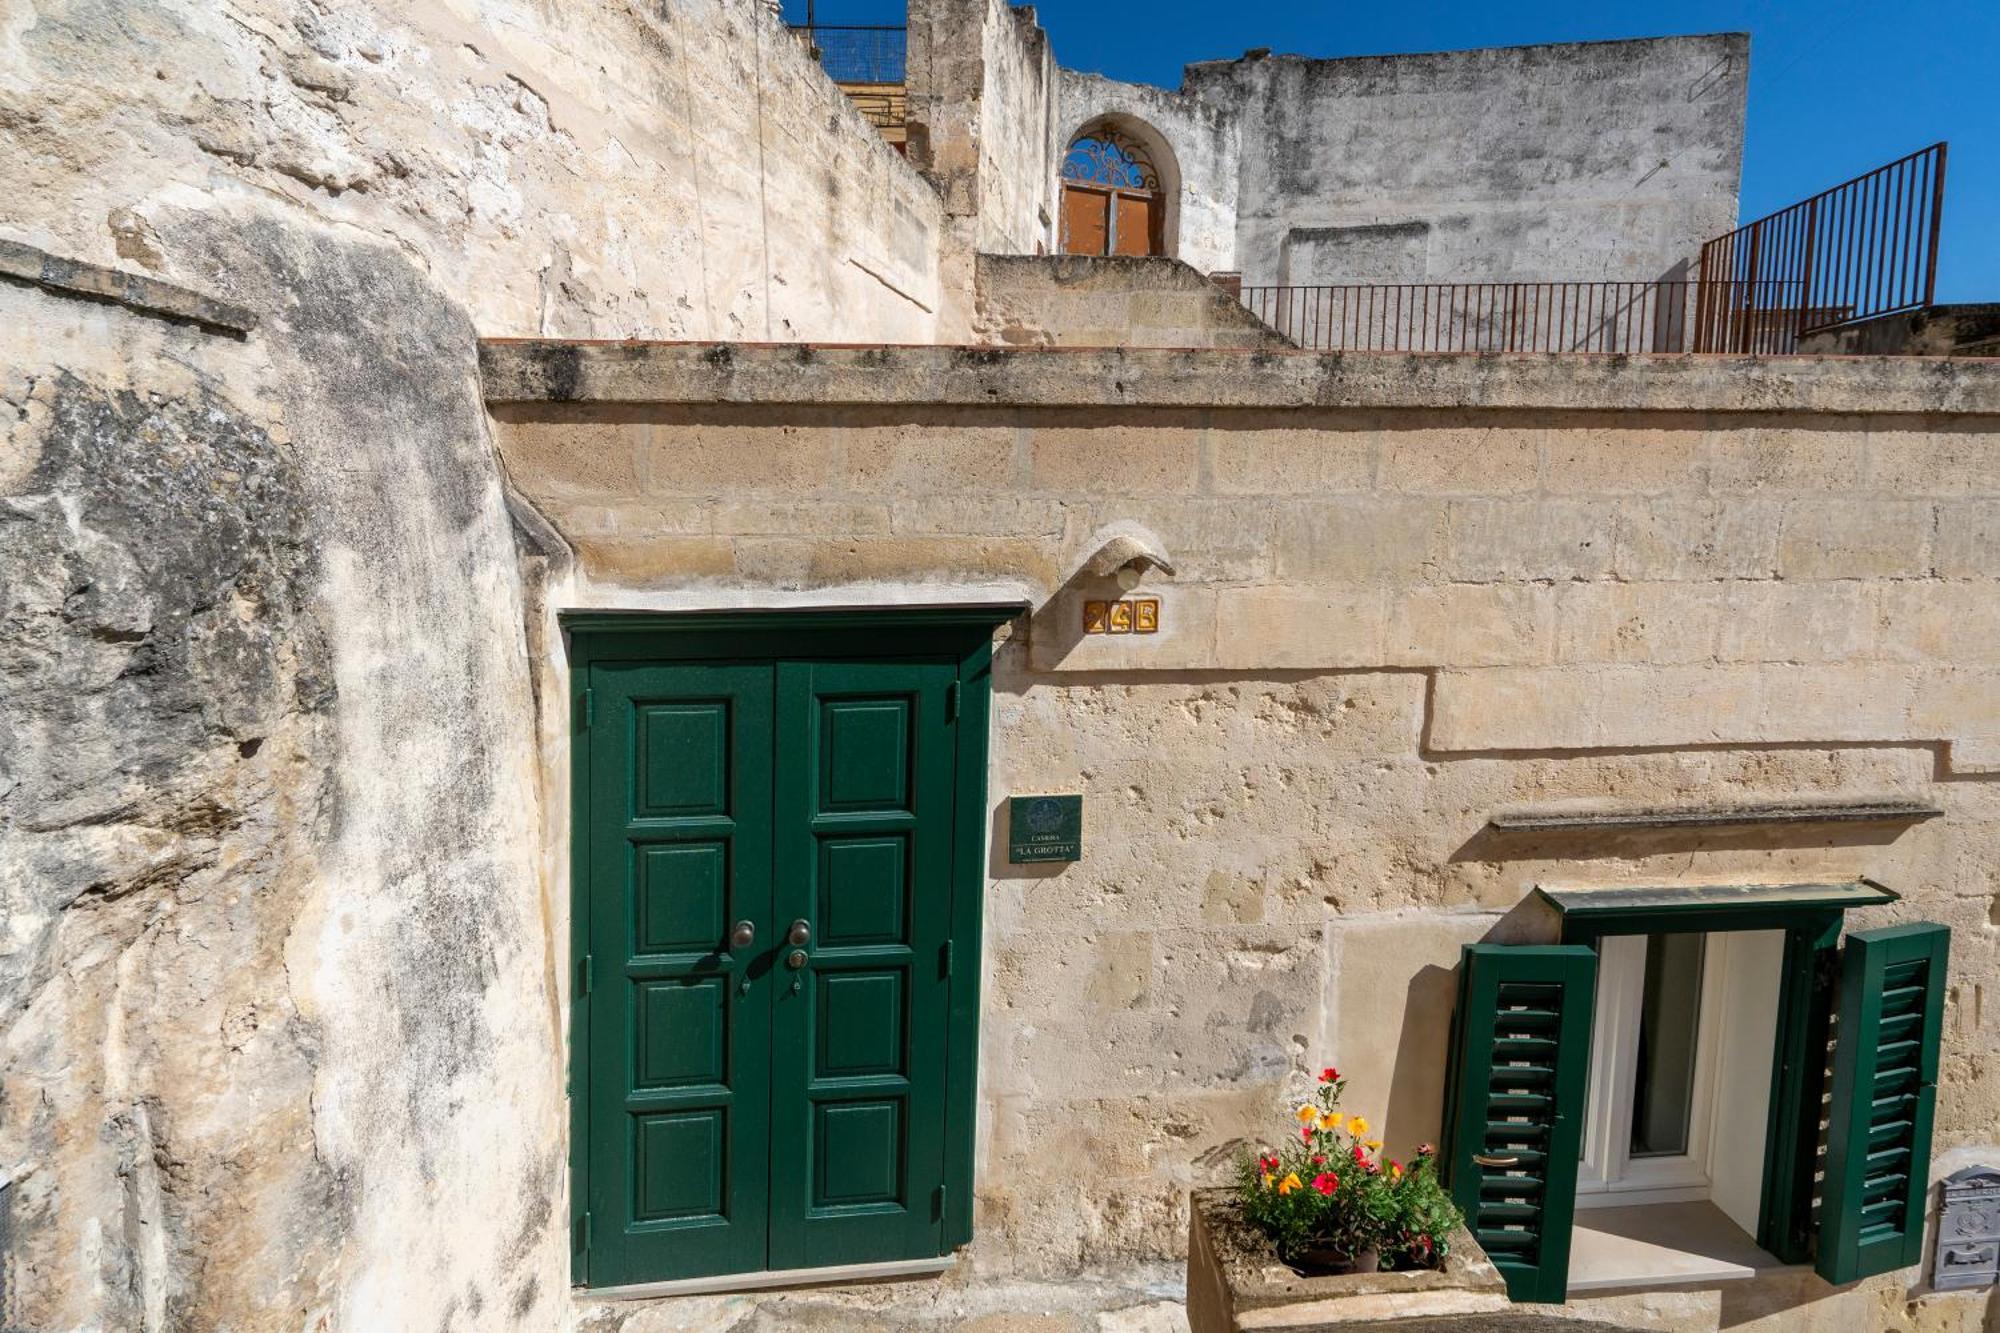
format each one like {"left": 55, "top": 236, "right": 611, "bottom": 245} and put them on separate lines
{"left": 1934, "top": 1166, "right": 2000, "bottom": 1291}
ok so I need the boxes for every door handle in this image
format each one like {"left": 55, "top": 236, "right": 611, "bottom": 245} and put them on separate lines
{"left": 1472, "top": 1154, "right": 1521, "bottom": 1168}
{"left": 785, "top": 949, "right": 810, "bottom": 971}
{"left": 730, "top": 920, "right": 756, "bottom": 951}
{"left": 787, "top": 919, "right": 812, "bottom": 947}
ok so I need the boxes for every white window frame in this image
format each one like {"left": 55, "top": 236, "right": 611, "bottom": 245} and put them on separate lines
{"left": 1575, "top": 932, "right": 1729, "bottom": 1208}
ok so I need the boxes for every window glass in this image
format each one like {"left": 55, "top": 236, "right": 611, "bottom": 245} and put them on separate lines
{"left": 1630, "top": 932, "right": 1705, "bottom": 1157}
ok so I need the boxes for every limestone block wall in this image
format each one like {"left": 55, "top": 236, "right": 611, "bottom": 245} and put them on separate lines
{"left": 1058, "top": 70, "right": 1242, "bottom": 274}
{"left": 974, "top": 254, "right": 1290, "bottom": 348}
{"left": 487, "top": 343, "right": 2000, "bottom": 1326}
{"left": 1183, "top": 34, "right": 1748, "bottom": 287}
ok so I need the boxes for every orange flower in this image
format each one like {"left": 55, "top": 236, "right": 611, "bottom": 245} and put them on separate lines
{"left": 1276, "top": 1172, "right": 1302, "bottom": 1196}
{"left": 1311, "top": 1172, "right": 1337, "bottom": 1195}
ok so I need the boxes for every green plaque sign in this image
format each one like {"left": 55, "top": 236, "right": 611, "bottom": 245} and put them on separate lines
{"left": 1008, "top": 794, "right": 1082, "bottom": 864}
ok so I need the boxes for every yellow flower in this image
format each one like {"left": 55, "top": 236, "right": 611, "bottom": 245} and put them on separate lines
{"left": 1276, "top": 1172, "right": 1302, "bottom": 1195}
{"left": 1295, "top": 1103, "right": 1318, "bottom": 1125}
{"left": 1366, "top": 1139, "right": 1383, "bottom": 1152}
{"left": 1347, "top": 1116, "right": 1371, "bottom": 1138}
{"left": 1261, "top": 1171, "right": 1274, "bottom": 1189}
{"left": 1317, "top": 1111, "right": 1343, "bottom": 1132}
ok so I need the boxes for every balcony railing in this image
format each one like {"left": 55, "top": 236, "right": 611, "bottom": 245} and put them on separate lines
{"left": 1238, "top": 281, "right": 1713, "bottom": 355}
{"left": 1694, "top": 143, "right": 1945, "bottom": 354}
{"left": 1232, "top": 144, "right": 1947, "bottom": 356}
{"left": 791, "top": 23, "right": 906, "bottom": 85}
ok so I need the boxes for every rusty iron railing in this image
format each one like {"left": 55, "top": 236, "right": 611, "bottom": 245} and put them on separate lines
{"left": 1694, "top": 143, "right": 1946, "bottom": 354}
{"left": 1237, "top": 281, "right": 1709, "bottom": 354}
{"left": 791, "top": 23, "right": 906, "bottom": 85}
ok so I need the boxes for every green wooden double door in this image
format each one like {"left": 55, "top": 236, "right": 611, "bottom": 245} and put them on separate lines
{"left": 572, "top": 624, "right": 993, "bottom": 1289}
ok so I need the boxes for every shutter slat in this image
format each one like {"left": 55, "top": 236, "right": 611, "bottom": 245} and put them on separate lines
{"left": 1446, "top": 944, "right": 1595, "bottom": 1304}
{"left": 1816, "top": 922, "right": 1949, "bottom": 1285}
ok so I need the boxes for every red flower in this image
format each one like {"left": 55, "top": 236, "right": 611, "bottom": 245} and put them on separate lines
{"left": 1318, "top": 1066, "right": 1339, "bottom": 1083}
{"left": 1311, "top": 1172, "right": 1337, "bottom": 1196}
{"left": 1310, "top": 1155, "right": 1325, "bottom": 1166}
{"left": 1257, "top": 1154, "right": 1279, "bottom": 1173}
{"left": 1301, "top": 1125, "right": 1314, "bottom": 1143}
{"left": 1415, "top": 1142, "right": 1437, "bottom": 1159}
{"left": 1352, "top": 1144, "right": 1367, "bottom": 1163}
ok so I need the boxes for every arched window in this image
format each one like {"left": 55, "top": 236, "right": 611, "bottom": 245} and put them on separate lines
{"left": 1060, "top": 124, "right": 1167, "bottom": 257}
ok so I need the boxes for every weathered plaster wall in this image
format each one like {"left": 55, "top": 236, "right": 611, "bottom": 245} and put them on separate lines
{"left": 1058, "top": 70, "right": 1241, "bottom": 274}
{"left": 1182, "top": 35, "right": 1748, "bottom": 287}
{"left": 486, "top": 342, "right": 2000, "bottom": 1329}
{"left": 0, "top": 0, "right": 947, "bottom": 344}
{"left": 975, "top": 254, "right": 1289, "bottom": 348}
{"left": 977, "top": 0, "right": 1062, "bottom": 256}
{"left": 0, "top": 1, "right": 958, "bottom": 1328}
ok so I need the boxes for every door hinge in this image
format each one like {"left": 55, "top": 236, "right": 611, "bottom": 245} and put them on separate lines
{"left": 945, "top": 680, "right": 961, "bottom": 723}
{"left": 578, "top": 687, "right": 595, "bottom": 731}
{"left": 577, "top": 954, "right": 593, "bottom": 999}
{"left": 933, "top": 1183, "right": 947, "bottom": 1220}
{"left": 575, "top": 1210, "right": 592, "bottom": 1253}
{"left": 940, "top": 940, "right": 953, "bottom": 978}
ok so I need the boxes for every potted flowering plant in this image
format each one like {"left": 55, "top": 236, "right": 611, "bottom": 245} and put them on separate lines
{"left": 1235, "top": 1066, "right": 1463, "bottom": 1275}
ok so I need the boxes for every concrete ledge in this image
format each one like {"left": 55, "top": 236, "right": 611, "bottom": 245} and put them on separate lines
{"left": 479, "top": 339, "right": 2000, "bottom": 415}
{"left": 0, "top": 236, "right": 257, "bottom": 335}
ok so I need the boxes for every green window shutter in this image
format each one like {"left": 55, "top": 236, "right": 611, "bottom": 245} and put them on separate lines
{"left": 1444, "top": 944, "right": 1597, "bottom": 1304}
{"left": 1816, "top": 922, "right": 1949, "bottom": 1285}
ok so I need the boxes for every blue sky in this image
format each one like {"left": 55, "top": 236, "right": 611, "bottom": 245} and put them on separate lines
{"left": 790, "top": 0, "right": 1997, "bottom": 301}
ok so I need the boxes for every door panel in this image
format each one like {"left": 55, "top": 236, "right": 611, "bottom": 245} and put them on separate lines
{"left": 1113, "top": 191, "right": 1157, "bottom": 256}
{"left": 769, "top": 660, "right": 958, "bottom": 1269}
{"left": 585, "top": 663, "right": 775, "bottom": 1286}
{"left": 1062, "top": 184, "right": 1109, "bottom": 256}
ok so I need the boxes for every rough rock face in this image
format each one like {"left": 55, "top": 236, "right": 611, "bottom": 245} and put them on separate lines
{"left": 0, "top": 210, "right": 564, "bottom": 1330}
{"left": 0, "top": 284, "right": 340, "bottom": 1327}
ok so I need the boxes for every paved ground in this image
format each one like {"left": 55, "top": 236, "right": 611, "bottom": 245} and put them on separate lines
{"left": 579, "top": 1265, "right": 1190, "bottom": 1331}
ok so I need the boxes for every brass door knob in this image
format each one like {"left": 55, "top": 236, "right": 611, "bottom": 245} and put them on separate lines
{"left": 785, "top": 948, "right": 809, "bottom": 971}
{"left": 787, "top": 919, "right": 812, "bottom": 947}
{"left": 730, "top": 920, "right": 756, "bottom": 950}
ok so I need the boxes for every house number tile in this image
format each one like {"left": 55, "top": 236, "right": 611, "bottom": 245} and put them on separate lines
{"left": 1083, "top": 597, "right": 1160, "bottom": 635}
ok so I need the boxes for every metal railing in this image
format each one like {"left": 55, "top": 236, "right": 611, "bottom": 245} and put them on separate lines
{"left": 791, "top": 23, "right": 906, "bottom": 85}
{"left": 1238, "top": 281, "right": 1708, "bottom": 354}
{"left": 1694, "top": 143, "right": 1946, "bottom": 354}
{"left": 1231, "top": 144, "right": 1948, "bottom": 356}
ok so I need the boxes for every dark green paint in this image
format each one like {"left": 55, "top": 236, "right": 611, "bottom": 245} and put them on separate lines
{"left": 1761, "top": 916, "right": 1842, "bottom": 1262}
{"left": 566, "top": 610, "right": 1009, "bottom": 1287}
{"left": 1533, "top": 879, "right": 1898, "bottom": 929}
{"left": 1548, "top": 892, "right": 1869, "bottom": 1260}
{"left": 1443, "top": 944, "right": 1597, "bottom": 1304}
{"left": 1817, "top": 922, "right": 1949, "bottom": 1285}
{"left": 1007, "top": 794, "right": 1082, "bottom": 863}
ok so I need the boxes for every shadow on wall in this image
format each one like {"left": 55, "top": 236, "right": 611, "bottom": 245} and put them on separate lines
{"left": 1450, "top": 816, "right": 1920, "bottom": 868}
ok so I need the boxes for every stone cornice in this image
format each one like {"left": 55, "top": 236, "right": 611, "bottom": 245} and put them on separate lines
{"left": 479, "top": 338, "right": 2000, "bottom": 416}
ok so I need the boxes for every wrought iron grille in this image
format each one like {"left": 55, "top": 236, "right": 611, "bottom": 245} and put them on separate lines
{"left": 1061, "top": 130, "right": 1160, "bottom": 191}
{"left": 792, "top": 23, "right": 906, "bottom": 85}
{"left": 1694, "top": 143, "right": 1946, "bottom": 354}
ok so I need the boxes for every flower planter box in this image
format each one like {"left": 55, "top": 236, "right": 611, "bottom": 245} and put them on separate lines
{"left": 1188, "top": 1186, "right": 1512, "bottom": 1332}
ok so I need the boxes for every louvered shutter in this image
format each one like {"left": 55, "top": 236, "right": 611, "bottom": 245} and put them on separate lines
{"left": 1444, "top": 944, "right": 1597, "bottom": 1304}
{"left": 1816, "top": 922, "right": 1949, "bottom": 1284}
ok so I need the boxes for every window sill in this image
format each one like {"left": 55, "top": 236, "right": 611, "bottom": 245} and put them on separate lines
{"left": 1567, "top": 1202, "right": 1793, "bottom": 1294}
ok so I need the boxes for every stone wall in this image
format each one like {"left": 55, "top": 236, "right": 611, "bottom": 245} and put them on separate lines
{"left": 975, "top": 254, "right": 1290, "bottom": 348}
{"left": 1183, "top": 35, "right": 1748, "bottom": 287}
{"left": 1058, "top": 70, "right": 1242, "bottom": 274}
{"left": 486, "top": 341, "right": 2000, "bottom": 1328}
{"left": 0, "top": 1, "right": 957, "bottom": 1328}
